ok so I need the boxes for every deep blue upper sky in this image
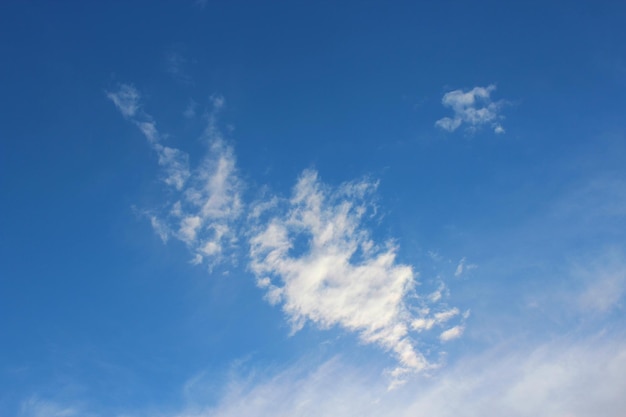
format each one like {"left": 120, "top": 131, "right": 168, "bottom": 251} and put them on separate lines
{"left": 1, "top": 1, "right": 625, "bottom": 416}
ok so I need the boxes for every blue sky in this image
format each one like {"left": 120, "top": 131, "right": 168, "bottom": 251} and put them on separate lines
{"left": 1, "top": 1, "right": 626, "bottom": 415}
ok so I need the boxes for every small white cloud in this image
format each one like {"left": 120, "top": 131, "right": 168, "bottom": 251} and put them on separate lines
{"left": 106, "top": 84, "right": 140, "bottom": 118}
{"left": 211, "top": 94, "right": 225, "bottom": 110}
{"left": 454, "top": 259, "right": 464, "bottom": 277}
{"left": 411, "top": 307, "right": 459, "bottom": 333}
{"left": 435, "top": 84, "right": 506, "bottom": 134}
{"left": 454, "top": 257, "right": 477, "bottom": 277}
{"left": 435, "top": 117, "right": 462, "bottom": 132}
{"left": 191, "top": 253, "right": 203, "bottom": 265}
{"left": 150, "top": 336, "right": 626, "bottom": 417}
{"left": 135, "top": 120, "right": 159, "bottom": 143}
{"left": 439, "top": 325, "right": 464, "bottom": 342}
{"left": 434, "top": 308, "right": 460, "bottom": 322}
{"left": 155, "top": 144, "right": 190, "bottom": 190}
{"left": 149, "top": 214, "right": 170, "bottom": 242}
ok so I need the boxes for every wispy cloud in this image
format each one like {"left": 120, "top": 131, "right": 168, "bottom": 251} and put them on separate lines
{"left": 19, "top": 397, "right": 82, "bottom": 417}
{"left": 454, "top": 257, "right": 477, "bottom": 277}
{"left": 45, "top": 334, "right": 624, "bottom": 417}
{"left": 573, "top": 249, "right": 626, "bottom": 314}
{"left": 174, "top": 138, "right": 243, "bottom": 266}
{"left": 107, "top": 84, "right": 190, "bottom": 190}
{"left": 507, "top": 174, "right": 626, "bottom": 317}
{"left": 108, "top": 85, "right": 242, "bottom": 266}
{"left": 195, "top": 335, "right": 626, "bottom": 417}
{"left": 435, "top": 84, "right": 506, "bottom": 134}
{"left": 439, "top": 324, "right": 464, "bottom": 342}
{"left": 249, "top": 170, "right": 465, "bottom": 384}
{"left": 106, "top": 84, "right": 140, "bottom": 118}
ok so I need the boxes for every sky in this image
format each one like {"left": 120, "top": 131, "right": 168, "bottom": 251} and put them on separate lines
{"left": 1, "top": 0, "right": 626, "bottom": 416}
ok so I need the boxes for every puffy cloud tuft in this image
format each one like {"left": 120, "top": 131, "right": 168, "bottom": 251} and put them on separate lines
{"left": 249, "top": 170, "right": 464, "bottom": 383}
{"left": 435, "top": 84, "right": 506, "bottom": 134}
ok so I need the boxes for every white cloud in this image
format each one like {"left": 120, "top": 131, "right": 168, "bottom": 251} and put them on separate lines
{"left": 156, "top": 144, "right": 191, "bottom": 190}
{"left": 173, "top": 136, "right": 243, "bottom": 261}
{"left": 454, "top": 257, "right": 477, "bottom": 277}
{"left": 106, "top": 84, "right": 140, "bottom": 118}
{"left": 148, "top": 214, "right": 170, "bottom": 242}
{"left": 135, "top": 120, "right": 160, "bottom": 144}
{"left": 108, "top": 85, "right": 242, "bottom": 266}
{"left": 435, "top": 84, "right": 506, "bottom": 134}
{"left": 249, "top": 170, "right": 465, "bottom": 383}
{"left": 439, "top": 325, "right": 464, "bottom": 342}
{"left": 107, "top": 84, "right": 191, "bottom": 190}
{"left": 411, "top": 307, "right": 460, "bottom": 332}
{"left": 152, "top": 127, "right": 243, "bottom": 267}
{"left": 19, "top": 335, "right": 626, "bottom": 417}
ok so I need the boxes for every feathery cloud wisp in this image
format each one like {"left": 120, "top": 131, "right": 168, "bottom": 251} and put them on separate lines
{"left": 45, "top": 333, "right": 621, "bottom": 417}
{"left": 106, "top": 84, "right": 140, "bottom": 118}
{"left": 107, "top": 84, "right": 191, "bottom": 190}
{"left": 108, "top": 85, "right": 242, "bottom": 266}
{"left": 197, "top": 335, "right": 626, "bottom": 417}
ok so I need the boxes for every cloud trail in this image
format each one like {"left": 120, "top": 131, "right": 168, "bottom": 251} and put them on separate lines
{"left": 107, "top": 84, "right": 191, "bottom": 190}
{"left": 196, "top": 335, "right": 626, "bottom": 417}
{"left": 23, "top": 333, "right": 626, "bottom": 417}
{"left": 107, "top": 85, "right": 242, "bottom": 266}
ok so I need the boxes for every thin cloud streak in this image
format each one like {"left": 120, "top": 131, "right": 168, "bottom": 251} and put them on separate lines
{"left": 107, "top": 84, "right": 191, "bottom": 190}
{"left": 193, "top": 335, "right": 626, "bottom": 417}
{"left": 30, "top": 334, "right": 625, "bottom": 417}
